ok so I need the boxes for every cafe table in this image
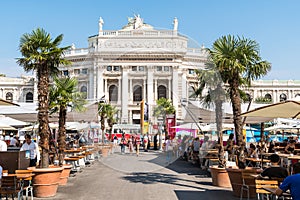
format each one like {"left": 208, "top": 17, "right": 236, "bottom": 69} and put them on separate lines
{"left": 2, "top": 173, "right": 35, "bottom": 200}
{"left": 245, "top": 158, "right": 271, "bottom": 168}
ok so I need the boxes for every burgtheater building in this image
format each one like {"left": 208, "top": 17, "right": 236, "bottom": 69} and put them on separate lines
{"left": 1, "top": 15, "right": 300, "bottom": 125}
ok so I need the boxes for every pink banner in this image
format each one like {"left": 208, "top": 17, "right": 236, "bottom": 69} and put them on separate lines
{"left": 166, "top": 114, "right": 176, "bottom": 139}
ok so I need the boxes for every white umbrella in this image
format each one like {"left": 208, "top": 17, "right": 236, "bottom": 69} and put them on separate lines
{"left": 0, "top": 122, "right": 16, "bottom": 130}
{"left": 0, "top": 115, "right": 27, "bottom": 126}
{"left": 20, "top": 123, "right": 58, "bottom": 131}
{"left": 204, "top": 123, "right": 256, "bottom": 131}
{"left": 264, "top": 124, "right": 295, "bottom": 131}
{"left": 171, "top": 123, "right": 204, "bottom": 130}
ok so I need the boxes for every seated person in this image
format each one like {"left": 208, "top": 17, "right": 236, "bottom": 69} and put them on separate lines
{"left": 260, "top": 154, "right": 288, "bottom": 179}
{"left": 246, "top": 143, "right": 259, "bottom": 167}
{"left": 267, "top": 140, "right": 275, "bottom": 153}
{"left": 275, "top": 162, "right": 300, "bottom": 200}
{"left": 285, "top": 139, "right": 296, "bottom": 154}
{"left": 248, "top": 143, "right": 259, "bottom": 158}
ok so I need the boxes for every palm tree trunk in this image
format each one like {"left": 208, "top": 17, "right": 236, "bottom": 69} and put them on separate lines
{"left": 101, "top": 114, "right": 105, "bottom": 143}
{"left": 58, "top": 106, "right": 67, "bottom": 166}
{"left": 215, "top": 85, "right": 225, "bottom": 168}
{"left": 229, "top": 76, "right": 245, "bottom": 165}
{"left": 37, "top": 66, "right": 51, "bottom": 168}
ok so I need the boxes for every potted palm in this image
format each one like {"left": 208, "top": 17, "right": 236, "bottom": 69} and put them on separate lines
{"left": 98, "top": 101, "right": 117, "bottom": 156}
{"left": 17, "top": 28, "right": 70, "bottom": 197}
{"left": 49, "top": 76, "right": 87, "bottom": 185}
{"left": 193, "top": 60, "right": 230, "bottom": 187}
{"left": 207, "top": 35, "right": 271, "bottom": 196}
{"left": 153, "top": 98, "right": 176, "bottom": 150}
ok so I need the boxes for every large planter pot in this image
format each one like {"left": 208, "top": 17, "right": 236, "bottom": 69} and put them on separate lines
{"left": 210, "top": 166, "right": 231, "bottom": 188}
{"left": 59, "top": 164, "right": 72, "bottom": 186}
{"left": 101, "top": 147, "right": 110, "bottom": 157}
{"left": 28, "top": 166, "right": 63, "bottom": 198}
{"left": 226, "top": 167, "right": 262, "bottom": 198}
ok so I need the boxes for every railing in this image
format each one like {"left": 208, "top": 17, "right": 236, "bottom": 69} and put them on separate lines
{"left": 100, "top": 30, "right": 176, "bottom": 37}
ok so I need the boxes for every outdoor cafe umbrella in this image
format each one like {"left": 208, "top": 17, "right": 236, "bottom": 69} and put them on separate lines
{"left": 241, "top": 100, "right": 300, "bottom": 119}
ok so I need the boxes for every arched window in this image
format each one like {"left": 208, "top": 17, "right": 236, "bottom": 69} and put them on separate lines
{"left": 25, "top": 92, "right": 33, "bottom": 103}
{"left": 264, "top": 93, "right": 272, "bottom": 101}
{"left": 80, "top": 86, "right": 87, "bottom": 99}
{"left": 158, "top": 85, "right": 167, "bottom": 99}
{"left": 279, "top": 93, "right": 287, "bottom": 102}
{"left": 133, "top": 85, "right": 142, "bottom": 101}
{"left": 6, "top": 92, "right": 13, "bottom": 101}
{"left": 109, "top": 85, "right": 118, "bottom": 102}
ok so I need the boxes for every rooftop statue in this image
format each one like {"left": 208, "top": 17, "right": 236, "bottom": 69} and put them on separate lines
{"left": 99, "top": 17, "right": 104, "bottom": 31}
{"left": 122, "top": 14, "right": 153, "bottom": 31}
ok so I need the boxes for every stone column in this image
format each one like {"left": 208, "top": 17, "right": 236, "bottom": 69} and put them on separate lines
{"left": 104, "top": 78, "right": 108, "bottom": 98}
{"left": 172, "top": 66, "right": 179, "bottom": 114}
{"left": 154, "top": 79, "right": 158, "bottom": 101}
{"left": 143, "top": 78, "right": 146, "bottom": 100}
{"left": 118, "top": 78, "right": 121, "bottom": 104}
{"left": 147, "top": 66, "right": 154, "bottom": 124}
{"left": 97, "top": 65, "right": 105, "bottom": 100}
{"left": 129, "top": 78, "right": 133, "bottom": 102}
{"left": 121, "top": 66, "right": 129, "bottom": 123}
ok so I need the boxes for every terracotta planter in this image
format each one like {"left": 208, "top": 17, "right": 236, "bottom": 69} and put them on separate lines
{"left": 59, "top": 164, "right": 72, "bottom": 186}
{"left": 28, "top": 166, "right": 63, "bottom": 198}
{"left": 210, "top": 166, "right": 231, "bottom": 188}
{"left": 226, "top": 167, "right": 262, "bottom": 198}
{"left": 101, "top": 147, "right": 109, "bottom": 157}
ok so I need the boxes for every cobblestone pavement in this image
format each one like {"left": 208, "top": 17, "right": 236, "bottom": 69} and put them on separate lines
{"left": 36, "top": 147, "right": 244, "bottom": 200}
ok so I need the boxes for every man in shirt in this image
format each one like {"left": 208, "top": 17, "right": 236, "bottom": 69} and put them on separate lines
{"left": 275, "top": 162, "right": 300, "bottom": 200}
{"left": 20, "top": 134, "right": 40, "bottom": 167}
{"left": 260, "top": 153, "right": 288, "bottom": 179}
{"left": 0, "top": 136, "right": 7, "bottom": 151}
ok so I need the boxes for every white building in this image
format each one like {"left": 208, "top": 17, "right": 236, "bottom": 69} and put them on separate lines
{"left": 1, "top": 15, "right": 300, "bottom": 126}
{"left": 60, "top": 15, "right": 207, "bottom": 125}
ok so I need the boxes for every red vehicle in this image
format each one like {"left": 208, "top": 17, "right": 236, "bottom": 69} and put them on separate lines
{"left": 106, "top": 124, "right": 141, "bottom": 141}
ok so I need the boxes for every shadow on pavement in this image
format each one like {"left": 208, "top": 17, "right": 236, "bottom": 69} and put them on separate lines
{"left": 175, "top": 190, "right": 239, "bottom": 200}
{"left": 122, "top": 172, "right": 209, "bottom": 190}
{"left": 166, "top": 158, "right": 211, "bottom": 176}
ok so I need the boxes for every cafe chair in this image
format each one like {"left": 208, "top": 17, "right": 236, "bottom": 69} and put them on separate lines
{"left": 240, "top": 169, "right": 258, "bottom": 200}
{"left": 15, "top": 170, "right": 33, "bottom": 200}
{"left": 255, "top": 179, "right": 278, "bottom": 200}
{"left": 0, "top": 175, "right": 23, "bottom": 200}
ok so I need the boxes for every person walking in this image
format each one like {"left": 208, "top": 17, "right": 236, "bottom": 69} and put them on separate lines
{"left": 143, "top": 134, "right": 148, "bottom": 152}
{"left": 0, "top": 136, "right": 7, "bottom": 151}
{"left": 134, "top": 135, "right": 141, "bottom": 156}
{"left": 120, "top": 134, "right": 127, "bottom": 154}
{"left": 20, "top": 134, "right": 40, "bottom": 167}
{"left": 153, "top": 134, "right": 158, "bottom": 150}
{"left": 128, "top": 137, "right": 134, "bottom": 155}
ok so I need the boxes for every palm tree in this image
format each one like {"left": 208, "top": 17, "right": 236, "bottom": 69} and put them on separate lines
{"left": 153, "top": 98, "right": 176, "bottom": 149}
{"left": 49, "top": 76, "right": 87, "bottom": 166}
{"left": 193, "top": 61, "right": 226, "bottom": 168}
{"left": 209, "top": 35, "right": 271, "bottom": 163}
{"left": 98, "top": 102, "right": 117, "bottom": 143}
{"left": 17, "top": 28, "right": 70, "bottom": 168}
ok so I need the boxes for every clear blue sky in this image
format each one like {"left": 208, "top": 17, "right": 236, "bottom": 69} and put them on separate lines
{"left": 0, "top": 0, "right": 299, "bottom": 80}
